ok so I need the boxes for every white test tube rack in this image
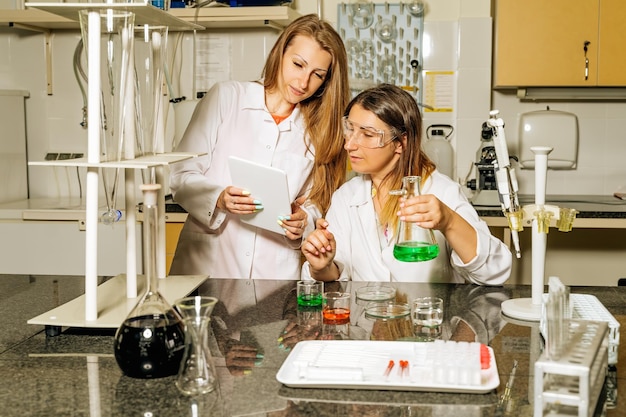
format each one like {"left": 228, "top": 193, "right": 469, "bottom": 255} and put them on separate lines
{"left": 534, "top": 320, "right": 609, "bottom": 417}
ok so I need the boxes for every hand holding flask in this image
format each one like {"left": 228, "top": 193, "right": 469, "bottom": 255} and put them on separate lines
{"left": 391, "top": 176, "right": 439, "bottom": 262}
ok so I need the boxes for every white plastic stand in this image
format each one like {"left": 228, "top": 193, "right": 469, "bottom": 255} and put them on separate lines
{"left": 26, "top": 3, "right": 205, "bottom": 331}
{"left": 534, "top": 320, "right": 608, "bottom": 417}
{"left": 501, "top": 146, "right": 553, "bottom": 321}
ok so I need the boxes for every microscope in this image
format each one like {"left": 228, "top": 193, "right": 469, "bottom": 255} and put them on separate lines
{"left": 468, "top": 111, "right": 522, "bottom": 259}
{"left": 467, "top": 122, "right": 500, "bottom": 207}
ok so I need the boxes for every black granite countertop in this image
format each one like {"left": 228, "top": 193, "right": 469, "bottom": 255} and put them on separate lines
{"left": 1, "top": 275, "right": 625, "bottom": 416}
{"left": 473, "top": 194, "right": 626, "bottom": 219}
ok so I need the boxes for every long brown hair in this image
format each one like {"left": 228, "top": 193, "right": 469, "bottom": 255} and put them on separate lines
{"left": 262, "top": 14, "right": 350, "bottom": 214}
{"left": 344, "top": 84, "right": 435, "bottom": 230}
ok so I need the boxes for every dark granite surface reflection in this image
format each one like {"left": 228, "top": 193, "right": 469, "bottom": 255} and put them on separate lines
{"left": 1, "top": 275, "right": 625, "bottom": 416}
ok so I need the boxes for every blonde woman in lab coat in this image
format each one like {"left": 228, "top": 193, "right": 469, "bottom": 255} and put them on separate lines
{"left": 169, "top": 14, "right": 350, "bottom": 279}
{"left": 301, "top": 84, "right": 512, "bottom": 285}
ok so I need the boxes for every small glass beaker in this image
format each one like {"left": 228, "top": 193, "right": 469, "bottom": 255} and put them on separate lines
{"left": 365, "top": 302, "right": 413, "bottom": 341}
{"left": 392, "top": 176, "right": 440, "bottom": 262}
{"left": 174, "top": 296, "right": 219, "bottom": 396}
{"left": 297, "top": 280, "right": 323, "bottom": 307}
{"left": 412, "top": 297, "right": 444, "bottom": 341}
{"left": 322, "top": 292, "right": 351, "bottom": 325}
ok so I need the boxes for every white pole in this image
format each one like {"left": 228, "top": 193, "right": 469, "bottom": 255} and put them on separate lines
{"left": 156, "top": 165, "right": 167, "bottom": 279}
{"left": 125, "top": 30, "right": 137, "bottom": 298}
{"left": 125, "top": 170, "right": 137, "bottom": 297}
{"left": 85, "top": 10, "right": 101, "bottom": 322}
{"left": 530, "top": 146, "right": 553, "bottom": 307}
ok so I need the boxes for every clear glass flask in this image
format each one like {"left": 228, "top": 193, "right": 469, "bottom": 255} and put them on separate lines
{"left": 175, "top": 296, "right": 219, "bottom": 395}
{"left": 113, "top": 184, "right": 185, "bottom": 378}
{"left": 392, "top": 176, "right": 440, "bottom": 262}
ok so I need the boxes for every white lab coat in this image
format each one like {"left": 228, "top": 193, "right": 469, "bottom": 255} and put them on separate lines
{"left": 301, "top": 172, "right": 512, "bottom": 285}
{"left": 169, "top": 81, "right": 314, "bottom": 279}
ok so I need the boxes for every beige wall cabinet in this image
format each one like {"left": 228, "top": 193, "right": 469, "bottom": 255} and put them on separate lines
{"left": 165, "top": 220, "right": 184, "bottom": 275}
{"left": 494, "top": 0, "right": 626, "bottom": 87}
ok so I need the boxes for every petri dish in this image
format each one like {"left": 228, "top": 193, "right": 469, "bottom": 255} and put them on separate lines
{"left": 355, "top": 284, "right": 396, "bottom": 305}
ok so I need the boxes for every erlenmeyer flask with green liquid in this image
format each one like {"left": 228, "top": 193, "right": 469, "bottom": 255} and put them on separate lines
{"left": 392, "top": 176, "right": 440, "bottom": 262}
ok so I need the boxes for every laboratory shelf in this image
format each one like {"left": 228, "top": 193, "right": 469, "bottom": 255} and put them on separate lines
{"left": 21, "top": 2, "right": 202, "bottom": 30}
{"left": 1, "top": 4, "right": 298, "bottom": 31}
{"left": 29, "top": 152, "right": 204, "bottom": 169}
{"left": 169, "top": 5, "right": 299, "bottom": 29}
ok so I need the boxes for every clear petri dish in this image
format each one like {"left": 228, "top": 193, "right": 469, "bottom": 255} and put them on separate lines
{"left": 365, "top": 302, "right": 413, "bottom": 341}
{"left": 355, "top": 284, "right": 396, "bottom": 305}
{"left": 365, "top": 302, "right": 410, "bottom": 320}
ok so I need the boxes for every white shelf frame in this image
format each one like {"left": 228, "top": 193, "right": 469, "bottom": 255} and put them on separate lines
{"left": 26, "top": 3, "right": 206, "bottom": 330}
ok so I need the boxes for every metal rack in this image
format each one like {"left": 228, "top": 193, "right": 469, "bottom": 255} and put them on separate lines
{"left": 336, "top": 2, "right": 423, "bottom": 100}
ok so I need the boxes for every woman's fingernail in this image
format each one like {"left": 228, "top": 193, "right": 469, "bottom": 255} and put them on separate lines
{"left": 283, "top": 215, "right": 291, "bottom": 220}
{"left": 254, "top": 359, "right": 264, "bottom": 366}
{"left": 256, "top": 353, "right": 265, "bottom": 359}
{"left": 255, "top": 204, "right": 264, "bottom": 210}
{"left": 277, "top": 336, "right": 283, "bottom": 342}
{"left": 243, "top": 370, "right": 252, "bottom": 375}
{"left": 241, "top": 189, "right": 251, "bottom": 196}
{"left": 253, "top": 199, "right": 261, "bottom": 204}
{"left": 277, "top": 219, "right": 284, "bottom": 226}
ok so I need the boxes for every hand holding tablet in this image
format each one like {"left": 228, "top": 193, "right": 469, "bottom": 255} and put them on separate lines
{"left": 228, "top": 156, "right": 293, "bottom": 235}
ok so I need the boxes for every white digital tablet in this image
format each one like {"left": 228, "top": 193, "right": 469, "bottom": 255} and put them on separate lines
{"left": 228, "top": 156, "right": 292, "bottom": 235}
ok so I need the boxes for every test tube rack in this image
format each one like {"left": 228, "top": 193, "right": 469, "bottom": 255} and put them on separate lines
{"left": 540, "top": 293, "right": 620, "bottom": 365}
{"left": 534, "top": 320, "right": 609, "bottom": 417}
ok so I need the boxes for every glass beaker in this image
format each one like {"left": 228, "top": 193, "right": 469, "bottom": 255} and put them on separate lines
{"left": 114, "top": 184, "right": 185, "bottom": 378}
{"left": 174, "top": 296, "right": 219, "bottom": 396}
{"left": 392, "top": 176, "right": 440, "bottom": 262}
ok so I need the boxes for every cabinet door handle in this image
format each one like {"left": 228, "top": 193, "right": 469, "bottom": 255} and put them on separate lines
{"left": 584, "top": 41, "right": 590, "bottom": 81}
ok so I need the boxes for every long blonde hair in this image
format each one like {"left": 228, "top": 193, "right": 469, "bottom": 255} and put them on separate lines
{"left": 262, "top": 14, "right": 350, "bottom": 214}
{"left": 344, "top": 84, "right": 435, "bottom": 231}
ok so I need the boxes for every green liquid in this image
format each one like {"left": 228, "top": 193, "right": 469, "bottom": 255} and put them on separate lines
{"left": 297, "top": 293, "right": 323, "bottom": 307}
{"left": 393, "top": 241, "right": 439, "bottom": 262}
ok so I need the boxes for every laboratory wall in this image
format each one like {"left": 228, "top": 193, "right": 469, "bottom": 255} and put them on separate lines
{"left": 4, "top": 0, "right": 625, "bottom": 201}
{"left": 0, "top": 1, "right": 625, "bottom": 283}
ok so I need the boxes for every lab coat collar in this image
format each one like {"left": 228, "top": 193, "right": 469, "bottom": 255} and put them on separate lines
{"left": 240, "top": 81, "right": 304, "bottom": 131}
{"left": 347, "top": 174, "right": 373, "bottom": 207}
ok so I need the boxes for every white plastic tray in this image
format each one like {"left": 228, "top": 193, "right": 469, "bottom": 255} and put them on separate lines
{"left": 276, "top": 340, "right": 499, "bottom": 394}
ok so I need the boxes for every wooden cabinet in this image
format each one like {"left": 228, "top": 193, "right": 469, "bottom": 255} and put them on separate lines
{"left": 596, "top": 0, "right": 626, "bottom": 85}
{"left": 494, "top": 0, "right": 626, "bottom": 87}
{"left": 165, "top": 221, "right": 184, "bottom": 275}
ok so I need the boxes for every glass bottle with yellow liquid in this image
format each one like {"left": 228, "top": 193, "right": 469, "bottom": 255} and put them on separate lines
{"left": 392, "top": 176, "right": 440, "bottom": 262}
